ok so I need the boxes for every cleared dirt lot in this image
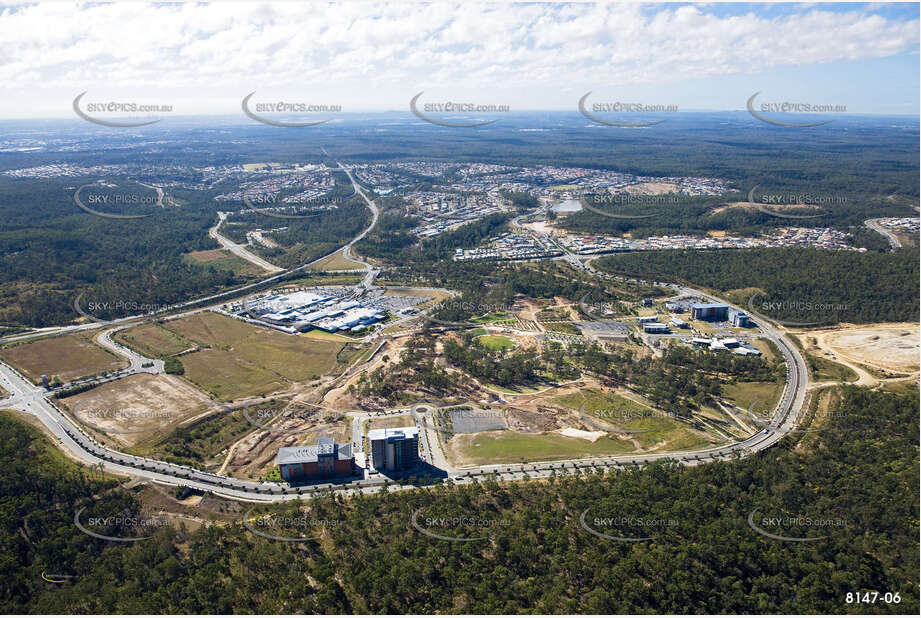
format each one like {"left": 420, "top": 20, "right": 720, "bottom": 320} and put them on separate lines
{"left": 0, "top": 331, "right": 126, "bottom": 383}
{"left": 812, "top": 323, "right": 919, "bottom": 373}
{"left": 221, "top": 419, "right": 351, "bottom": 480}
{"left": 367, "top": 414, "right": 414, "bottom": 432}
{"left": 61, "top": 373, "right": 214, "bottom": 446}
{"left": 708, "top": 201, "right": 824, "bottom": 216}
{"left": 625, "top": 181, "right": 679, "bottom": 195}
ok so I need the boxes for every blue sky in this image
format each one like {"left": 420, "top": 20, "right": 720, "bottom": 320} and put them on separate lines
{"left": 0, "top": 2, "right": 917, "bottom": 118}
{"left": 682, "top": 2, "right": 918, "bottom": 20}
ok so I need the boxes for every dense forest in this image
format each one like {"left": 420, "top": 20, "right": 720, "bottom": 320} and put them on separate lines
{"left": 0, "top": 168, "right": 377, "bottom": 329}
{"left": 1, "top": 384, "right": 917, "bottom": 613}
{"left": 596, "top": 247, "right": 920, "bottom": 325}
{"left": 2, "top": 115, "right": 917, "bottom": 330}
{"left": 0, "top": 176, "right": 250, "bottom": 329}
{"left": 558, "top": 190, "right": 917, "bottom": 237}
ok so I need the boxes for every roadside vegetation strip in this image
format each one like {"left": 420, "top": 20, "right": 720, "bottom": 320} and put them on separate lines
{"left": 0, "top": 265, "right": 808, "bottom": 499}
{"left": 4, "top": 382, "right": 915, "bottom": 613}
{"left": 184, "top": 248, "right": 267, "bottom": 278}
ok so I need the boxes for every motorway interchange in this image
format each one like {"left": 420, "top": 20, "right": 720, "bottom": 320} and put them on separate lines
{"left": 0, "top": 164, "right": 811, "bottom": 503}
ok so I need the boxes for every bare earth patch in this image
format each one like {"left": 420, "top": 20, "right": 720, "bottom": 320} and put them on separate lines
{"left": 521, "top": 220, "right": 556, "bottom": 235}
{"left": 708, "top": 201, "right": 824, "bottom": 216}
{"left": 221, "top": 419, "right": 351, "bottom": 480}
{"left": 626, "top": 182, "right": 678, "bottom": 195}
{"left": 817, "top": 323, "right": 919, "bottom": 373}
{"left": 558, "top": 427, "right": 606, "bottom": 442}
{"left": 62, "top": 373, "right": 214, "bottom": 446}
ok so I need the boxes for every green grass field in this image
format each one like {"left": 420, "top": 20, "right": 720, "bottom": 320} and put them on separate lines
{"left": 689, "top": 320, "right": 718, "bottom": 334}
{"left": 471, "top": 311, "right": 513, "bottom": 324}
{"left": 486, "top": 383, "right": 541, "bottom": 394}
{"left": 115, "top": 323, "right": 190, "bottom": 357}
{"left": 551, "top": 388, "right": 715, "bottom": 450}
{"left": 451, "top": 427, "right": 715, "bottom": 466}
{"left": 307, "top": 248, "right": 365, "bottom": 271}
{"left": 117, "top": 313, "right": 362, "bottom": 400}
{"left": 179, "top": 349, "right": 287, "bottom": 401}
{"left": 751, "top": 338, "right": 778, "bottom": 361}
{"left": 554, "top": 389, "right": 648, "bottom": 418}
{"left": 454, "top": 430, "right": 635, "bottom": 465}
{"left": 300, "top": 330, "right": 355, "bottom": 343}
{"left": 275, "top": 274, "right": 363, "bottom": 287}
{"left": 184, "top": 249, "right": 264, "bottom": 277}
{"left": 478, "top": 335, "right": 517, "bottom": 351}
{"left": 723, "top": 380, "right": 784, "bottom": 412}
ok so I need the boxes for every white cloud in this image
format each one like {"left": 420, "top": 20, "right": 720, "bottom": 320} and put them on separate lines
{"left": 0, "top": 1, "right": 916, "bottom": 115}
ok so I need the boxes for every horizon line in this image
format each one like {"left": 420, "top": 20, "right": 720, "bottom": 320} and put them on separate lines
{"left": 0, "top": 110, "right": 918, "bottom": 122}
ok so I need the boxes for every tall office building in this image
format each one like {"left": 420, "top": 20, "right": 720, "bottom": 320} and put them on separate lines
{"left": 368, "top": 427, "right": 420, "bottom": 472}
{"left": 277, "top": 437, "right": 354, "bottom": 482}
{"left": 691, "top": 303, "right": 729, "bottom": 322}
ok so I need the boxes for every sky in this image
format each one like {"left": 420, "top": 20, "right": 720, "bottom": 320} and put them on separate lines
{"left": 0, "top": 1, "right": 917, "bottom": 119}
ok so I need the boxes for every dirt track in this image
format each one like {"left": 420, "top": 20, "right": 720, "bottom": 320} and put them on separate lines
{"left": 803, "top": 323, "right": 919, "bottom": 388}
{"left": 818, "top": 324, "right": 918, "bottom": 372}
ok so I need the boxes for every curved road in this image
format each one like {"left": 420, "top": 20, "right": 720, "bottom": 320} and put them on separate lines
{"left": 209, "top": 212, "right": 284, "bottom": 273}
{"left": 0, "top": 290, "right": 809, "bottom": 502}
{"left": 0, "top": 184, "right": 809, "bottom": 501}
{"left": 95, "top": 326, "right": 165, "bottom": 375}
{"left": 1, "top": 161, "right": 377, "bottom": 347}
{"left": 864, "top": 218, "right": 901, "bottom": 250}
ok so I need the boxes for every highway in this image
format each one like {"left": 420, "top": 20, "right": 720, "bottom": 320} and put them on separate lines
{"left": 864, "top": 218, "right": 901, "bottom": 250}
{"left": 0, "top": 186, "right": 811, "bottom": 502}
{"left": 0, "top": 161, "right": 378, "bottom": 348}
{"left": 0, "top": 276, "right": 810, "bottom": 502}
{"left": 209, "top": 212, "right": 284, "bottom": 273}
